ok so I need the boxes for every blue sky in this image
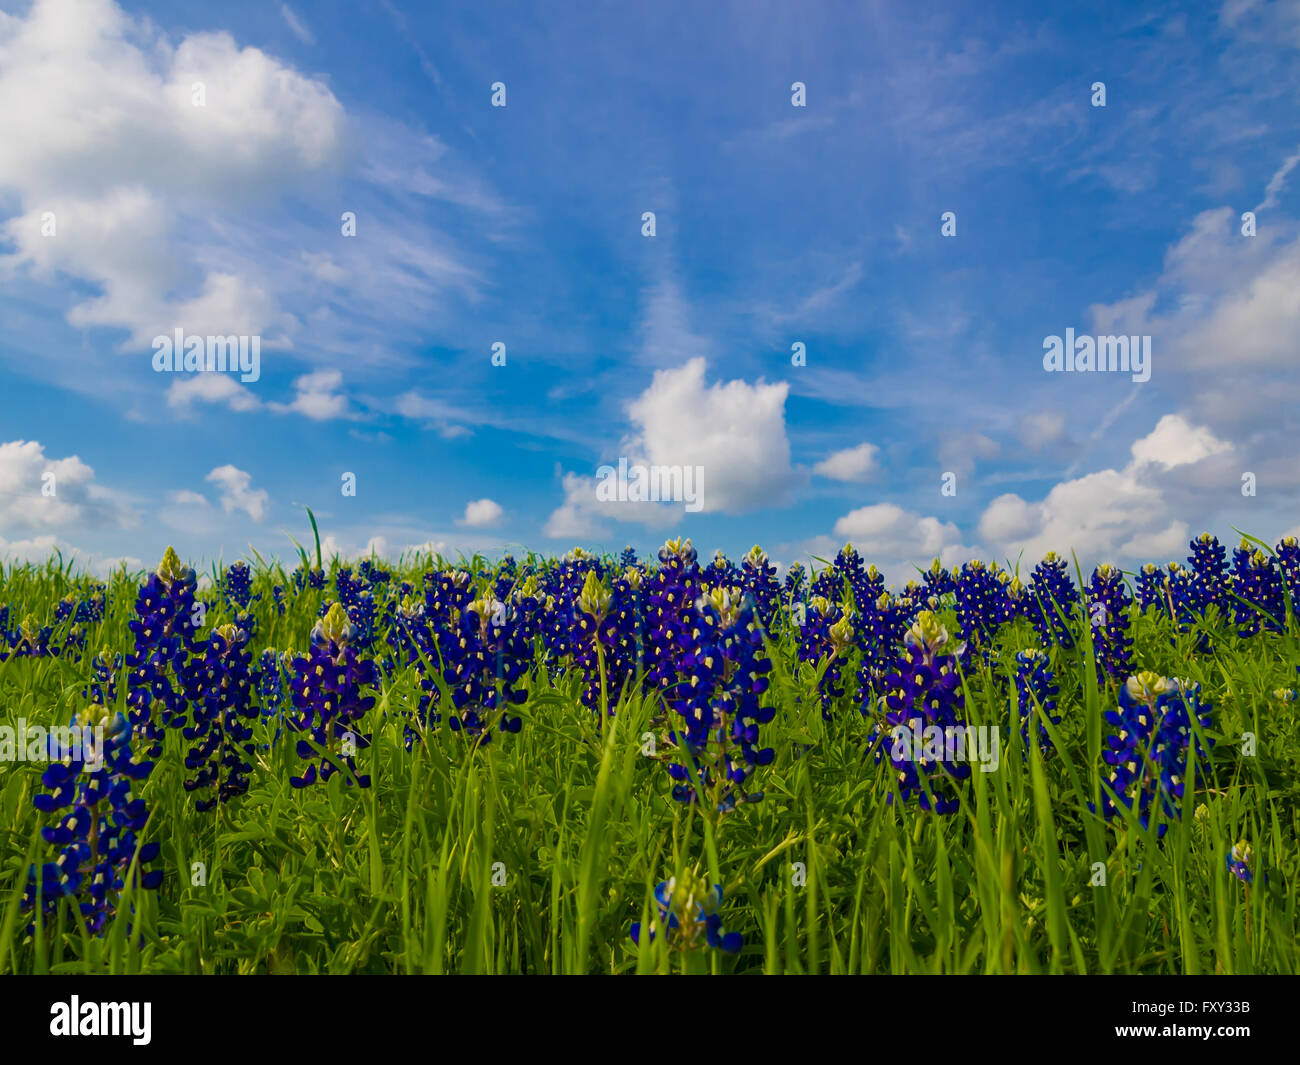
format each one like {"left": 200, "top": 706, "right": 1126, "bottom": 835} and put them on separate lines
{"left": 2, "top": 0, "right": 1299, "bottom": 580}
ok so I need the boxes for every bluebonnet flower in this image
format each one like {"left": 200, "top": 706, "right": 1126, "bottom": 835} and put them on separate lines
{"left": 424, "top": 568, "right": 475, "bottom": 630}
{"left": 291, "top": 562, "right": 326, "bottom": 592}
{"left": 1136, "top": 563, "right": 1166, "bottom": 613}
{"left": 868, "top": 612, "right": 971, "bottom": 814}
{"left": 783, "top": 562, "right": 807, "bottom": 603}
{"left": 619, "top": 545, "right": 639, "bottom": 568}
{"left": 1275, "top": 536, "right": 1300, "bottom": 611}
{"left": 24, "top": 705, "right": 162, "bottom": 934}
{"left": 83, "top": 648, "right": 121, "bottom": 706}
{"left": 573, "top": 569, "right": 644, "bottom": 714}
{"left": 629, "top": 869, "right": 742, "bottom": 954}
{"left": 1158, "top": 564, "right": 1207, "bottom": 648}
{"left": 740, "top": 545, "right": 782, "bottom": 632}
{"left": 6, "top": 613, "right": 59, "bottom": 659}
{"left": 357, "top": 558, "right": 391, "bottom": 587}
{"left": 797, "top": 596, "right": 855, "bottom": 719}
{"left": 125, "top": 547, "right": 202, "bottom": 760}
{"left": 256, "top": 647, "right": 286, "bottom": 725}
{"left": 1013, "top": 649, "right": 1060, "bottom": 756}
{"left": 1085, "top": 565, "right": 1134, "bottom": 684}
{"left": 1188, "top": 533, "right": 1228, "bottom": 613}
{"left": 659, "top": 586, "right": 773, "bottom": 813}
{"left": 954, "top": 560, "right": 1010, "bottom": 649}
{"left": 1024, "top": 553, "right": 1076, "bottom": 652}
{"left": 287, "top": 603, "right": 378, "bottom": 788}
{"left": 1226, "top": 841, "right": 1253, "bottom": 884}
{"left": 222, "top": 561, "right": 256, "bottom": 612}
{"left": 1231, "top": 540, "right": 1284, "bottom": 637}
{"left": 441, "top": 589, "right": 528, "bottom": 741}
{"left": 644, "top": 538, "right": 704, "bottom": 691}
{"left": 855, "top": 591, "right": 921, "bottom": 703}
{"left": 704, "top": 550, "right": 740, "bottom": 589}
{"left": 55, "top": 585, "right": 106, "bottom": 625}
{"left": 1098, "top": 672, "right": 1213, "bottom": 836}
{"left": 318, "top": 568, "right": 380, "bottom": 652}
{"left": 182, "top": 623, "right": 257, "bottom": 811}
{"left": 829, "top": 544, "right": 884, "bottom": 615}
{"left": 923, "top": 558, "right": 956, "bottom": 599}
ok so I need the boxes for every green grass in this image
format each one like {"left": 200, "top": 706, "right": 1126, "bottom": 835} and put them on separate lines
{"left": 0, "top": 550, "right": 1297, "bottom": 974}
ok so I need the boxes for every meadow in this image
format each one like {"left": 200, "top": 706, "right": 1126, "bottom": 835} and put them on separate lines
{"left": 0, "top": 526, "right": 1296, "bottom": 975}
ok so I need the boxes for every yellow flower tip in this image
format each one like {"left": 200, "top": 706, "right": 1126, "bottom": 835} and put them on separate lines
{"left": 905, "top": 610, "right": 949, "bottom": 654}
{"left": 829, "top": 615, "right": 854, "bottom": 652}
{"left": 699, "top": 586, "right": 743, "bottom": 627}
{"left": 315, "top": 601, "right": 355, "bottom": 647}
{"left": 577, "top": 570, "right": 612, "bottom": 620}
{"left": 158, "top": 545, "right": 187, "bottom": 584}
{"left": 1125, "top": 671, "right": 1171, "bottom": 704}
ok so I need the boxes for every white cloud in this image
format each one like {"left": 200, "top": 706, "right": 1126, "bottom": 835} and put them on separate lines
{"left": 977, "top": 415, "right": 1234, "bottom": 565}
{"left": 623, "top": 358, "right": 796, "bottom": 513}
{"left": 543, "top": 471, "right": 680, "bottom": 540}
{"left": 206, "top": 464, "right": 268, "bottom": 523}
{"left": 939, "top": 432, "right": 1000, "bottom": 478}
{"left": 1129, "top": 412, "right": 1231, "bottom": 470}
{"left": 167, "top": 373, "right": 263, "bottom": 413}
{"left": 458, "top": 498, "right": 503, "bottom": 528}
{"left": 0, "top": 0, "right": 345, "bottom": 347}
{"left": 271, "top": 369, "right": 348, "bottom": 420}
{"left": 159, "top": 488, "right": 212, "bottom": 534}
{"left": 0, "top": 438, "right": 135, "bottom": 532}
{"left": 1019, "top": 410, "right": 1068, "bottom": 451}
{"left": 1086, "top": 201, "right": 1300, "bottom": 430}
{"left": 0, "top": 532, "right": 139, "bottom": 574}
{"left": 813, "top": 442, "right": 880, "bottom": 483}
{"left": 832, "top": 502, "right": 966, "bottom": 560}
{"left": 280, "top": 4, "right": 314, "bottom": 45}
{"left": 543, "top": 358, "right": 797, "bottom": 538}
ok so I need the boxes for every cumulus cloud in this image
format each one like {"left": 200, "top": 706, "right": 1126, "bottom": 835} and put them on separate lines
{"left": 813, "top": 442, "right": 880, "bottom": 483}
{"left": 458, "top": 498, "right": 503, "bottom": 528}
{"left": 167, "top": 373, "right": 263, "bottom": 414}
{"left": 625, "top": 358, "right": 796, "bottom": 513}
{"left": 1129, "top": 412, "right": 1232, "bottom": 470}
{"left": 205, "top": 465, "right": 268, "bottom": 523}
{"left": 832, "top": 502, "right": 967, "bottom": 560}
{"left": 977, "top": 414, "right": 1233, "bottom": 566}
{"left": 0, "top": 438, "right": 135, "bottom": 533}
{"left": 543, "top": 471, "right": 680, "bottom": 540}
{"left": 270, "top": 369, "right": 349, "bottom": 420}
{"left": 544, "top": 358, "right": 797, "bottom": 538}
{"left": 0, "top": 0, "right": 345, "bottom": 347}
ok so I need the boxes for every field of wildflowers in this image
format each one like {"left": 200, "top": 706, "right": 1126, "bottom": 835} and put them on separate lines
{"left": 0, "top": 528, "right": 1296, "bottom": 975}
